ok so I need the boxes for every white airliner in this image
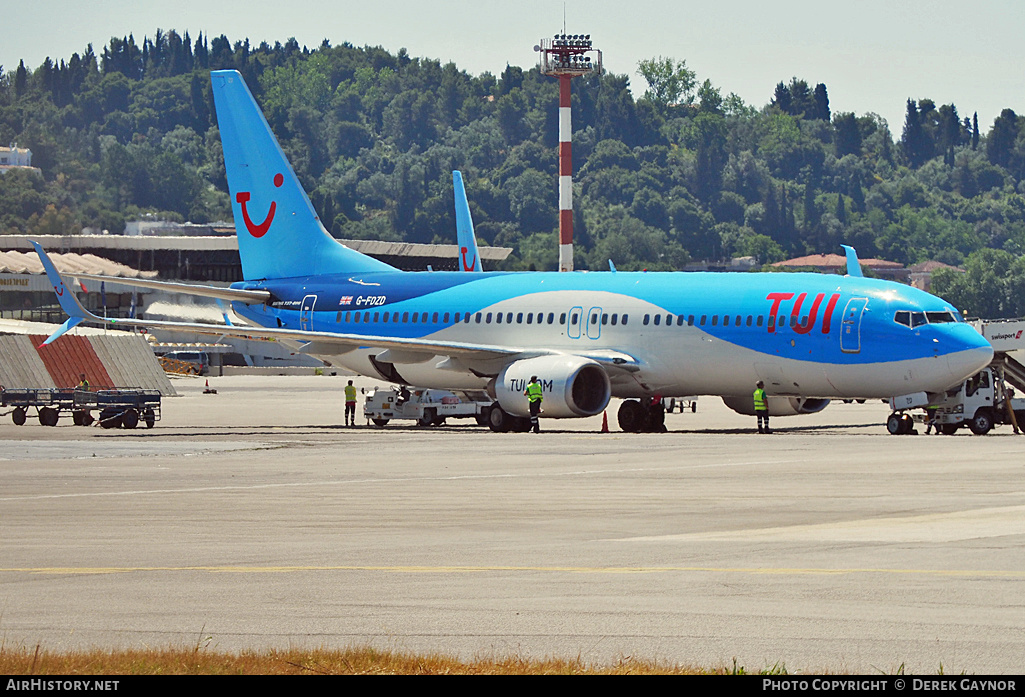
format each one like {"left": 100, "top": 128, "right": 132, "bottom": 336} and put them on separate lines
{"left": 33, "top": 70, "right": 994, "bottom": 432}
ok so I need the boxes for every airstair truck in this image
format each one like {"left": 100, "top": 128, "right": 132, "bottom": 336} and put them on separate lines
{"left": 886, "top": 319, "right": 1025, "bottom": 435}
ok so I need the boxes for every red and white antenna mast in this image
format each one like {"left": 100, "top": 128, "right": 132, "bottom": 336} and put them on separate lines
{"left": 536, "top": 33, "right": 602, "bottom": 272}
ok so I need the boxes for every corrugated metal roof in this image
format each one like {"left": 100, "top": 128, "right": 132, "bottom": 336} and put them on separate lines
{"left": 0, "top": 251, "right": 157, "bottom": 278}
{"left": 90, "top": 335, "right": 176, "bottom": 396}
{"left": 0, "top": 335, "right": 56, "bottom": 389}
{"left": 33, "top": 334, "right": 114, "bottom": 390}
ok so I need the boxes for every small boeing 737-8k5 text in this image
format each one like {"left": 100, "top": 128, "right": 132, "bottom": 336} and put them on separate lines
{"left": 33, "top": 70, "right": 994, "bottom": 432}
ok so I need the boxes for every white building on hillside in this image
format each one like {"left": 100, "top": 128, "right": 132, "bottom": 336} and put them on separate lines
{"left": 0, "top": 143, "right": 38, "bottom": 173}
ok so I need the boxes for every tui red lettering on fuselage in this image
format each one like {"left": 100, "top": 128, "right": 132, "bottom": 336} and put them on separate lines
{"left": 766, "top": 292, "right": 841, "bottom": 334}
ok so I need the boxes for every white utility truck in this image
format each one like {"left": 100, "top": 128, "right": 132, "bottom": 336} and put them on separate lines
{"left": 363, "top": 386, "right": 490, "bottom": 427}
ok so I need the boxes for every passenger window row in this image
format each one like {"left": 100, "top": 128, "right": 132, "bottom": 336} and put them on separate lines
{"left": 326, "top": 309, "right": 812, "bottom": 331}
{"left": 640, "top": 313, "right": 787, "bottom": 329}
{"left": 333, "top": 310, "right": 567, "bottom": 326}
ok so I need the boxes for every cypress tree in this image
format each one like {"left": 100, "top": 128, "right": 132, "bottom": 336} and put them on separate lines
{"left": 902, "top": 99, "right": 930, "bottom": 168}
{"left": 772, "top": 81, "right": 792, "bottom": 114}
{"left": 813, "top": 83, "right": 830, "bottom": 121}
{"left": 835, "top": 193, "right": 847, "bottom": 226}
{"left": 14, "top": 60, "right": 27, "bottom": 96}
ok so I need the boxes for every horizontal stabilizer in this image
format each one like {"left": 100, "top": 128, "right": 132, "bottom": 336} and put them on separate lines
{"left": 70, "top": 273, "right": 271, "bottom": 304}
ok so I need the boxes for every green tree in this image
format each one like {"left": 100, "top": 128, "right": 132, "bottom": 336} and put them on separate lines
{"left": 986, "top": 109, "right": 1019, "bottom": 168}
{"left": 931, "top": 248, "right": 1025, "bottom": 318}
{"left": 636, "top": 56, "right": 696, "bottom": 112}
{"left": 833, "top": 112, "right": 862, "bottom": 157}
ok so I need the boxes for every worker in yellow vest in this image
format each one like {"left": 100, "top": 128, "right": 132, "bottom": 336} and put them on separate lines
{"left": 524, "top": 375, "right": 543, "bottom": 433}
{"left": 754, "top": 380, "right": 770, "bottom": 434}
{"left": 344, "top": 379, "right": 357, "bottom": 427}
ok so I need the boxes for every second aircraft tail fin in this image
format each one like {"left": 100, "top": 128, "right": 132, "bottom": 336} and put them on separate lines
{"left": 453, "top": 171, "right": 483, "bottom": 272}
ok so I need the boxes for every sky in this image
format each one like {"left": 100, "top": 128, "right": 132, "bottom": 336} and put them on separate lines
{"left": 4, "top": 0, "right": 1024, "bottom": 135}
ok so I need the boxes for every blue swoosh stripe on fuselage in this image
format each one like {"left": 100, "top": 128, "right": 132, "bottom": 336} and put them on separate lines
{"left": 232, "top": 271, "right": 970, "bottom": 365}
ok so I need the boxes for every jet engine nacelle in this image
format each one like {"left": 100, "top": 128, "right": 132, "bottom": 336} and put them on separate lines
{"left": 722, "top": 395, "right": 831, "bottom": 417}
{"left": 492, "top": 355, "right": 611, "bottom": 418}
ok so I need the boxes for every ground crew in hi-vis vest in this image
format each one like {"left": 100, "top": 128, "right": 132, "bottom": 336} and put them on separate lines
{"left": 344, "top": 379, "right": 357, "bottom": 427}
{"left": 754, "top": 380, "right": 770, "bottom": 434}
{"left": 524, "top": 375, "right": 543, "bottom": 433}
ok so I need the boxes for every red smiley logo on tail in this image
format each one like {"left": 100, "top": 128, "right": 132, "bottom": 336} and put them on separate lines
{"left": 236, "top": 173, "right": 284, "bottom": 238}
{"left": 460, "top": 246, "right": 477, "bottom": 271}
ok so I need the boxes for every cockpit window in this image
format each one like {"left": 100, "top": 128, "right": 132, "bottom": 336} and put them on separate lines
{"left": 926, "top": 311, "right": 957, "bottom": 324}
{"left": 895, "top": 309, "right": 962, "bottom": 327}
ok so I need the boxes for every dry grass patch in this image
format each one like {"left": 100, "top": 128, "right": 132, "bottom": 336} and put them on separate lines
{"left": 0, "top": 645, "right": 709, "bottom": 675}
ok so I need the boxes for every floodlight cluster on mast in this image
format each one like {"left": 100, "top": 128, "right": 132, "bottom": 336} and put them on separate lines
{"left": 535, "top": 33, "right": 603, "bottom": 272}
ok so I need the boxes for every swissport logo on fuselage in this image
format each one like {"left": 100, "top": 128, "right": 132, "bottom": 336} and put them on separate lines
{"left": 236, "top": 173, "right": 284, "bottom": 238}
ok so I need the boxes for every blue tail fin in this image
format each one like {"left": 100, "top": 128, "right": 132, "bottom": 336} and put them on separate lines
{"left": 211, "top": 70, "right": 395, "bottom": 280}
{"left": 453, "top": 171, "right": 482, "bottom": 272}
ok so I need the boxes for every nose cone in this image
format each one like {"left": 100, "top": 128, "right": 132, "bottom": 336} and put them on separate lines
{"left": 944, "top": 325, "right": 994, "bottom": 384}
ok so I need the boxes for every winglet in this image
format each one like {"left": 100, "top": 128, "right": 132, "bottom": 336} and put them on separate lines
{"left": 39, "top": 317, "right": 84, "bottom": 347}
{"left": 841, "top": 245, "right": 863, "bottom": 277}
{"left": 453, "top": 171, "right": 482, "bottom": 272}
{"left": 609, "top": 259, "right": 617, "bottom": 273}
{"left": 31, "top": 240, "right": 103, "bottom": 345}
{"left": 215, "top": 299, "right": 234, "bottom": 327}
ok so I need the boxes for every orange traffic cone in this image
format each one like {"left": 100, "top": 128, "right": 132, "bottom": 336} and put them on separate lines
{"left": 203, "top": 379, "right": 217, "bottom": 395}
{"left": 601, "top": 410, "right": 609, "bottom": 433}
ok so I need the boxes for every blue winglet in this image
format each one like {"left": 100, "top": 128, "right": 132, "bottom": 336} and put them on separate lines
{"left": 40, "top": 317, "right": 84, "bottom": 347}
{"left": 215, "top": 299, "right": 234, "bottom": 327}
{"left": 31, "top": 240, "right": 95, "bottom": 346}
{"left": 841, "top": 245, "right": 863, "bottom": 277}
